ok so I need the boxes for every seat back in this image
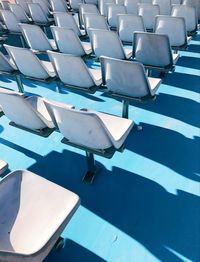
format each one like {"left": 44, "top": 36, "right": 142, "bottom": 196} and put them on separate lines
{"left": 138, "top": 3, "right": 160, "bottom": 30}
{"left": 32, "top": 0, "right": 50, "bottom": 17}
{"left": 48, "top": 102, "right": 113, "bottom": 149}
{"left": 101, "top": 56, "right": 152, "bottom": 98}
{"left": 48, "top": 51, "right": 96, "bottom": 88}
{"left": 98, "top": 0, "right": 114, "bottom": 16}
{"left": 90, "top": 29, "right": 126, "bottom": 59}
{"left": 133, "top": 31, "right": 173, "bottom": 68}
{"left": 54, "top": 12, "right": 82, "bottom": 36}
{"left": 84, "top": 13, "right": 109, "bottom": 33}
{"left": 152, "top": 0, "right": 171, "bottom": 15}
{"left": 124, "top": 0, "right": 141, "bottom": 15}
{"left": 28, "top": 3, "right": 49, "bottom": 23}
{"left": 0, "top": 88, "right": 46, "bottom": 129}
{"left": 5, "top": 45, "right": 51, "bottom": 79}
{"left": 154, "top": 15, "right": 187, "bottom": 48}
{"left": 0, "top": 10, "right": 21, "bottom": 33}
{"left": 0, "top": 52, "right": 16, "bottom": 72}
{"left": 117, "top": 14, "right": 145, "bottom": 43}
{"left": 79, "top": 3, "right": 100, "bottom": 25}
{"left": 183, "top": 0, "right": 200, "bottom": 21}
{"left": 107, "top": 4, "right": 127, "bottom": 28}
{"left": 16, "top": 0, "right": 30, "bottom": 16}
{"left": 49, "top": 0, "right": 68, "bottom": 12}
{"left": 9, "top": 4, "right": 30, "bottom": 23}
{"left": 20, "top": 23, "right": 53, "bottom": 51}
{"left": 51, "top": 26, "right": 85, "bottom": 56}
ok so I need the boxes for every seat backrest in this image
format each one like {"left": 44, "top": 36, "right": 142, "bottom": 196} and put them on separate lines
{"left": 183, "top": 0, "right": 200, "bottom": 21}
{"left": 32, "top": 0, "right": 50, "bottom": 17}
{"left": 89, "top": 29, "right": 126, "bottom": 59}
{"left": 0, "top": 88, "right": 46, "bottom": 129}
{"left": 20, "top": 23, "right": 53, "bottom": 51}
{"left": 124, "top": 0, "right": 141, "bottom": 15}
{"left": 51, "top": 26, "right": 85, "bottom": 56}
{"left": 98, "top": 0, "right": 114, "bottom": 16}
{"left": 16, "top": 0, "right": 30, "bottom": 16}
{"left": 48, "top": 51, "right": 96, "bottom": 88}
{"left": 107, "top": 4, "right": 127, "bottom": 28}
{"left": 9, "top": 4, "right": 29, "bottom": 23}
{"left": 47, "top": 102, "right": 113, "bottom": 149}
{"left": 83, "top": 13, "right": 109, "bottom": 33}
{"left": 152, "top": 0, "right": 171, "bottom": 15}
{"left": 100, "top": 56, "right": 152, "bottom": 98}
{"left": 0, "top": 10, "right": 21, "bottom": 33}
{"left": 117, "top": 14, "right": 145, "bottom": 43}
{"left": 49, "top": 0, "right": 68, "bottom": 12}
{"left": 54, "top": 12, "right": 82, "bottom": 36}
{"left": 0, "top": 52, "right": 16, "bottom": 72}
{"left": 133, "top": 31, "right": 173, "bottom": 68}
{"left": 154, "top": 15, "right": 187, "bottom": 48}
{"left": 138, "top": 3, "right": 160, "bottom": 30}
{"left": 171, "top": 4, "right": 197, "bottom": 32}
{"left": 28, "top": 3, "right": 49, "bottom": 23}
{"left": 4, "top": 45, "right": 51, "bottom": 79}
{"left": 79, "top": 3, "right": 100, "bottom": 25}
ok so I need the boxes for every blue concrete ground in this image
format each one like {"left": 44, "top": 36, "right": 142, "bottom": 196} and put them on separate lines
{"left": 0, "top": 31, "right": 199, "bottom": 262}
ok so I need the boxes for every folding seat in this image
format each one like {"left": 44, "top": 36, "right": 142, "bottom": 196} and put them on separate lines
{"left": 89, "top": 28, "right": 132, "bottom": 59}
{"left": 79, "top": 3, "right": 100, "bottom": 27}
{"left": 51, "top": 26, "right": 92, "bottom": 57}
{"left": 133, "top": 31, "right": 179, "bottom": 74}
{"left": 19, "top": 23, "right": 57, "bottom": 53}
{"left": 152, "top": 0, "right": 171, "bottom": 15}
{"left": 0, "top": 88, "right": 56, "bottom": 135}
{"left": 0, "top": 10, "right": 25, "bottom": 46}
{"left": 9, "top": 3, "right": 31, "bottom": 23}
{"left": 0, "top": 169, "right": 80, "bottom": 261}
{"left": 54, "top": 12, "right": 86, "bottom": 37}
{"left": 98, "top": 0, "right": 115, "bottom": 16}
{"left": 0, "top": 159, "right": 7, "bottom": 174}
{"left": 0, "top": 0, "right": 10, "bottom": 10}
{"left": 83, "top": 13, "right": 110, "bottom": 34}
{"left": 171, "top": 4, "right": 198, "bottom": 35}
{"left": 117, "top": 14, "right": 145, "bottom": 43}
{"left": 183, "top": 0, "right": 200, "bottom": 22}
{"left": 44, "top": 99, "right": 134, "bottom": 183}
{"left": 124, "top": 0, "right": 141, "bottom": 15}
{"left": 138, "top": 3, "right": 160, "bottom": 31}
{"left": 100, "top": 56, "right": 161, "bottom": 119}
{"left": 48, "top": 51, "right": 102, "bottom": 93}
{"left": 107, "top": 4, "right": 127, "bottom": 29}
{"left": 4, "top": 45, "right": 56, "bottom": 85}
{"left": 154, "top": 15, "right": 191, "bottom": 51}
{"left": 49, "top": 0, "right": 69, "bottom": 12}
{"left": 0, "top": 52, "right": 24, "bottom": 92}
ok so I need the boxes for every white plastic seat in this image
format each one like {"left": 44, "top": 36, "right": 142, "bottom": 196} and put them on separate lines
{"left": 28, "top": 3, "right": 53, "bottom": 27}
{"left": 83, "top": 13, "right": 110, "bottom": 34}
{"left": 0, "top": 88, "right": 56, "bottom": 134}
{"left": 138, "top": 3, "right": 160, "bottom": 31}
{"left": 133, "top": 31, "right": 179, "bottom": 73}
{"left": 171, "top": 4, "right": 198, "bottom": 35}
{"left": 0, "top": 159, "right": 7, "bottom": 174}
{"left": 100, "top": 56, "right": 162, "bottom": 118}
{"left": 19, "top": 23, "right": 57, "bottom": 53}
{"left": 152, "top": 0, "right": 171, "bottom": 15}
{"left": 0, "top": 169, "right": 80, "bottom": 261}
{"left": 16, "top": 0, "right": 31, "bottom": 17}
{"left": 45, "top": 99, "right": 134, "bottom": 182}
{"left": 49, "top": 0, "right": 69, "bottom": 12}
{"left": 98, "top": 0, "right": 114, "bottom": 16}
{"left": 124, "top": 0, "right": 141, "bottom": 15}
{"left": 32, "top": 0, "right": 51, "bottom": 18}
{"left": 51, "top": 26, "right": 92, "bottom": 57}
{"left": 107, "top": 4, "right": 127, "bottom": 29}
{"left": 79, "top": 3, "right": 100, "bottom": 27}
{"left": 0, "top": 10, "right": 21, "bottom": 34}
{"left": 89, "top": 28, "right": 132, "bottom": 59}
{"left": 154, "top": 15, "right": 190, "bottom": 51}
{"left": 48, "top": 51, "right": 102, "bottom": 93}
{"left": 9, "top": 3, "right": 31, "bottom": 23}
{"left": 183, "top": 0, "right": 200, "bottom": 22}
{"left": 117, "top": 14, "right": 145, "bottom": 43}
{"left": 4, "top": 45, "right": 56, "bottom": 83}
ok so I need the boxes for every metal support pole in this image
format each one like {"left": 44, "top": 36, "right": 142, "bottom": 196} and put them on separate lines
{"left": 83, "top": 151, "right": 96, "bottom": 184}
{"left": 15, "top": 74, "right": 24, "bottom": 93}
{"left": 122, "top": 100, "right": 129, "bottom": 119}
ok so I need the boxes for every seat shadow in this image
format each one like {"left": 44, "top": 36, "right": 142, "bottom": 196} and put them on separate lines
{"left": 176, "top": 56, "right": 200, "bottom": 70}
{"left": 187, "top": 44, "right": 200, "bottom": 53}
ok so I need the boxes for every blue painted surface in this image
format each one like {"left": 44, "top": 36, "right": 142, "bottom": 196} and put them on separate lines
{"left": 0, "top": 31, "right": 200, "bottom": 262}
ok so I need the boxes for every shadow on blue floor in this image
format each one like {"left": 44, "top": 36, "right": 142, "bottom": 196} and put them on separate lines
{"left": 176, "top": 56, "right": 200, "bottom": 69}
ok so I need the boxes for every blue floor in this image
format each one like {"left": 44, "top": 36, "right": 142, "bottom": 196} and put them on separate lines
{"left": 0, "top": 31, "right": 200, "bottom": 262}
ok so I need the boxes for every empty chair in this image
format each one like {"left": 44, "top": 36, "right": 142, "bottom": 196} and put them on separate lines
{"left": 0, "top": 169, "right": 80, "bottom": 260}
{"left": 49, "top": 0, "right": 69, "bottom": 12}
{"left": 133, "top": 31, "right": 179, "bottom": 74}
{"left": 0, "top": 159, "right": 7, "bottom": 174}
{"left": 9, "top": 3, "right": 31, "bottom": 23}
{"left": 98, "top": 0, "right": 114, "bottom": 16}
{"left": 32, "top": 0, "right": 51, "bottom": 18}
{"left": 54, "top": 12, "right": 85, "bottom": 37}
{"left": 45, "top": 99, "right": 134, "bottom": 183}
{"left": 90, "top": 29, "right": 132, "bottom": 59}
{"left": 117, "top": 14, "right": 145, "bottom": 43}
{"left": 5, "top": 45, "right": 56, "bottom": 84}
{"left": 107, "top": 4, "right": 127, "bottom": 29}
{"left": 152, "top": 0, "right": 171, "bottom": 15}
{"left": 28, "top": 3, "right": 53, "bottom": 28}
{"left": 138, "top": 3, "right": 160, "bottom": 31}
{"left": 48, "top": 51, "right": 102, "bottom": 93}
{"left": 51, "top": 26, "right": 92, "bottom": 57}
{"left": 79, "top": 3, "right": 100, "bottom": 26}
{"left": 0, "top": 88, "right": 56, "bottom": 134}
{"left": 171, "top": 4, "right": 198, "bottom": 35}
{"left": 124, "top": 0, "right": 141, "bottom": 15}
{"left": 19, "top": 23, "right": 57, "bottom": 52}
{"left": 101, "top": 56, "right": 161, "bottom": 119}
{"left": 154, "top": 15, "right": 190, "bottom": 51}
{"left": 83, "top": 13, "right": 110, "bottom": 34}
{"left": 16, "top": 0, "right": 31, "bottom": 17}
{"left": 183, "top": 0, "right": 200, "bottom": 22}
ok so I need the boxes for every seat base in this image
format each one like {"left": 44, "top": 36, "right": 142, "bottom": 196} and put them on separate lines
{"left": 9, "top": 121, "right": 55, "bottom": 137}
